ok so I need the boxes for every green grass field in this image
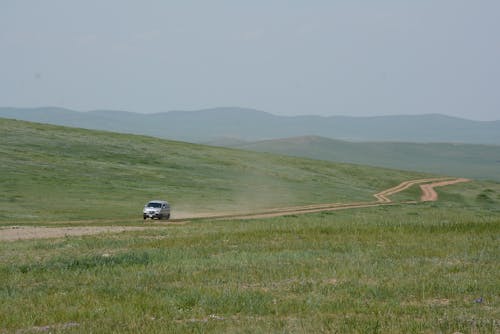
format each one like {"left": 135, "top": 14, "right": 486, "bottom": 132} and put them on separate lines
{"left": 1, "top": 199, "right": 499, "bottom": 333}
{"left": 1, "top": 119, "right": 499, "bottom": 333}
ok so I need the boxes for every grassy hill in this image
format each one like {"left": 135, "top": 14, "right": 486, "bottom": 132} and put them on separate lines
{"left": 0, "top": 118, "right": 430, "bottom": 223}
{"left": 229, "top": 136, "right": 500, "bottom": 182}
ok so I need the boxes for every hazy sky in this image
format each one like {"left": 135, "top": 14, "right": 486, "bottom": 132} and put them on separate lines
{"left": 1, "top": 1, "right": 499, "bottom": 120}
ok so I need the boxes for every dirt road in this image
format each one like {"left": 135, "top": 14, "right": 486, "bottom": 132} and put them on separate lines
{"left": 0, "top": 177, "right": 469, "bottom": 241}
{"left": 420, "top": 178, "right": 470, "bottom": 201}
{"left": 0, "top": 226, "right": 167, "bottom": 242}
{"left": 212, "top": 177, "right": 468, "bottom": 220}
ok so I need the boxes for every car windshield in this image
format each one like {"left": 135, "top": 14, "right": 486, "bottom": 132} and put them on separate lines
{"left": 147, "top": 202, "right": 162, "bottom": 208}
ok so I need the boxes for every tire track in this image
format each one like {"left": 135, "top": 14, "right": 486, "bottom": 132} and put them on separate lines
{"left": 373, "top": 177, "right": 449, "bottom": 203}
{"left": 420, "top": 178, "right": 470, "bottom": 201}
{"left": 212, "top": 177, "right": 469, "bottom": 220}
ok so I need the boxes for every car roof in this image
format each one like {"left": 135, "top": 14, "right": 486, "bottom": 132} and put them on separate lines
{"left": 149, "top": 200, "right": 168, "bottom": 202}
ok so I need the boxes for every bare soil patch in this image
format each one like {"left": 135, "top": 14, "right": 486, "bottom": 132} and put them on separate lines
{"left": 0, "top": 226, "right": 165, "bottom": 242}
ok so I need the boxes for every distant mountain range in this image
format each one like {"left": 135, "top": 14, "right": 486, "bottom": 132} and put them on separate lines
{"left": 1, "top": 106, "right": 500, "bottom": 144}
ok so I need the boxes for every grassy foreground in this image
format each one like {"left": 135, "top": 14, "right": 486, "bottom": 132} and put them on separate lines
{"left": 1, "top": 197, "right": 499, "bottom": 333}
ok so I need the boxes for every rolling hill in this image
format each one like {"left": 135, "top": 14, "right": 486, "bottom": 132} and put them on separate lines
{"left": 228, "top": 136, "right": 500, "bottom": 182}
{"left": 0, "top": 118, "right": 429, "bottom": 223}
{"left": 1, "top": 106, "right": 499, "bottom": 144}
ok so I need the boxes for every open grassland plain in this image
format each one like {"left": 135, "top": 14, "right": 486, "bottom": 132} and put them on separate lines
{"left": 1, "top": 119, "right": 499, "bottom": 332}
{"left": 1, "top": 197, "right": 499, "bottom": 333}
{"left": 0, "top": 118, "right": 429, "bottom": 224}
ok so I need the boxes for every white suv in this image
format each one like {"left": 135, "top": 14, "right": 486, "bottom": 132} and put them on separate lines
{"left": 143, "top": 200, "right": 171, "bottom": 220}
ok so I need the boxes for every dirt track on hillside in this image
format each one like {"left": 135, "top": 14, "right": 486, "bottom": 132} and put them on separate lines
{"left": 420, "top": 178, "right": 470, "bottom": 201}
{"left": 211, "top": 177, "right": 469, "bottom": 220}
{"left": 0, "top": 178, "right": 469, "bottom": 241}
